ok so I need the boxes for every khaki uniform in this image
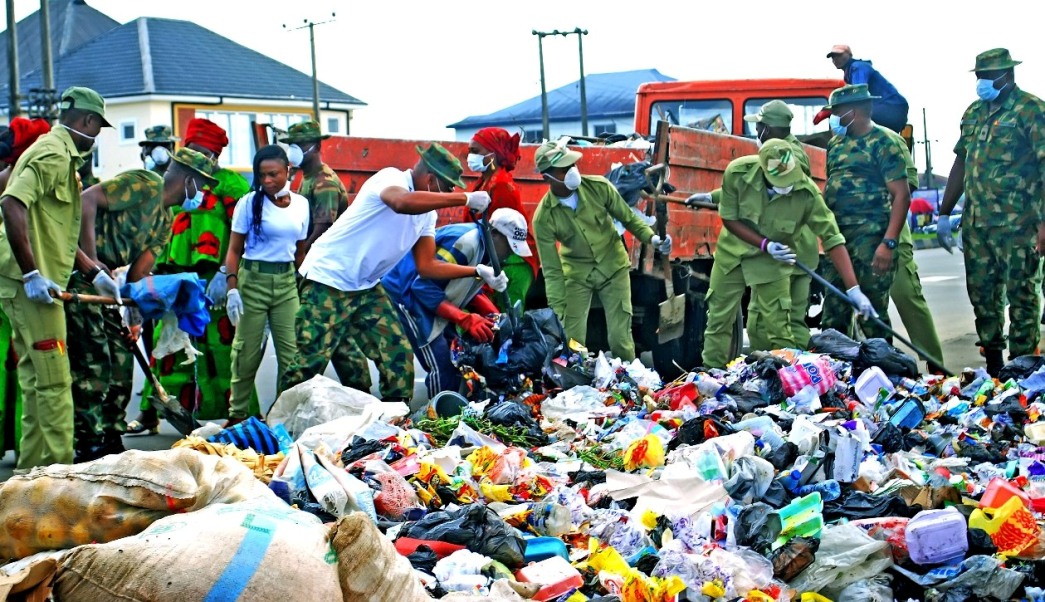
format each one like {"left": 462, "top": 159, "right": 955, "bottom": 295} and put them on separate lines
{"left": 0, "top": 127, "right": 84, "bottom": 469}
{"left": 703, "top": 156, "right": 845, "bottom": 368}
{"left": 532, "top": 176, "right": 654, "bottom": 360}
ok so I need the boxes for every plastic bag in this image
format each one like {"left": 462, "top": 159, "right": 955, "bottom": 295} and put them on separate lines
{"left": 623, "top": 435, "right": 666, "bottom": 471}
{"left": 769, "top": 536, "right": 818, "bottom": 582}
{"left": 152, "top": 310, "right": 202, "bottom": 364}
{"left": 787, "top": 523, "right": 893, "bottom": 598}
{"left": 397, "top": 504, "right": 528, "bottom": 568}
{"left": 267, "top": 375, "right": 387, "bottom": 439}
{"left": 857, "top": 339, "right": 918, "bottom": 378}
{"left": 1000, "top": 354, "right": 1045, "bottom": 382}
{"left": 777, "top": 355, "right": 836, "bottom": 398}
{"left": 724, "top": 456, "right": 776, "bottom": 505}
{"left": 837, "top": 575, "right": 893, "bottom": 602}
{"left": 667, "top": 416, "right": 735, "bottom": 451}
{"left": 434, "top": 549, "right": 493, "bottom": 593}
{"left": 457, "top": 309, "right": 566, "bottom": 393}
{"left": 371, "top": 470, "right": 422, "bottom": 520}
{"left": 734, "top": 503, "right": 782, "bottom": 554}
{"left": 809, "top": 329, "right": 861, "bottom": 361}
{"left": 823, "top": 491, "right": 914, "bottom": 522}
{"left": 207, "top": 416, "right": 281, "bottom": 454}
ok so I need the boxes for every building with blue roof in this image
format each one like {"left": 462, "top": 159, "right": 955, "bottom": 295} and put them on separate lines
{"left": 449, "top": 68, "right": 674, "bottom": 142}
{"left": 1, "top": 0, "right": 365, "bottom": 176}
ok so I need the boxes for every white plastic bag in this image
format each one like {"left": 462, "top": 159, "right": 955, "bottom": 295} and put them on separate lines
{"left": 267, "top": 375, "right": 385, "bottom": 438}
{"left": 788, "top": 522, "right": 893, "bottom": 597}
{"left": 152, "top": 310, "right": 202, "bottom": 364}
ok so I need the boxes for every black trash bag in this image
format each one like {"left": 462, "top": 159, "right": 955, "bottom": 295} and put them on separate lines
{"left": 485, "top": 401, "right": 548, "bottom": 446}
{"left": 809, "top": 328, "right": 861, "bottom": 361}
{"left": 406, "top": 544, "right": 439, "bottom": 574}
{"left": 770, "top": 536, "right": 819, "bottom": 582}
{"left": 456, "top": 309, "right": 567, "bottom": 393}
{"left": 731, "top": 388, "right": 772, "bottom": 414}
{"left": 823, "top": 491, "right": 916, "bottom": 522}
{"left": 765, "top": 441, "right": 800, "bottom": 472}
{"left": 570, "top": 470, "right": 608, "bottom": 487}
{"left": 649, "top": 515, "right": 673, "bottom": 548}
{"left": 397, "top": 504, "right": 528, "bottom": 568}
{"left": 902, "top": 430, "right": 928, "bottom": 452}
{"left": 667, "top": 415, "right": 735, "bottom": 451}
{"left": 749, "top": 354, "right": 789, "bottom": 403}
{"left": 1000, "top": 355, "right": 1045, "bottom": 382}
{"left": 872, "top": 422, "right": 905, "bottom": 454}
{"left": 856, "top": 339, "right": 918, "bottom": 378}
{"left": 340, "top": 437, "right": 390, "bottom": 466}
{"left": 957, "top": 440, "right": 1007, "bottom": 464}
{"left": 606, "top": 161, "right": 676, "bottom": 207}
{"left": 761, "top": 479, "right": 794, "bottom": 509}
{"left": 734, "top": 503, "right": 782, "bottom": 554}
{"left": 634, "top": 552, "right": 660, "bottom": 576}
{"left": 967, "top": 528, "right": 998, "bottom": 556}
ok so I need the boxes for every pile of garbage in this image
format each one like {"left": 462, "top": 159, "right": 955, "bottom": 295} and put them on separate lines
{"left": 9, "top": 327, "right": 1045, "bottom": 601}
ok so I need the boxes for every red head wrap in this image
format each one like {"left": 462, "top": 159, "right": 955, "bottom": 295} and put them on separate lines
{"left": 472, "top": 127, "right": 521, "bottom": 172}
{"left": 5, "top": 117, "right": 51, "bottom": 164}
{"left": 184, "top": 118, "right": 229, "bottom": 155}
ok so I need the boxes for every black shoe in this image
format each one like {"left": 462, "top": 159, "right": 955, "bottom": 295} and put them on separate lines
{"left": 74, "top": 442, "right": 108, "bottom": 464}
{"left": 985, "top": 349, "right": 1004, "bottom": 378}
{"left": 927, "top": 361, "right": 947, "bottom": 376}
{"left": 126, "top": 408, "right": 160, "bottom": 435}
{"left": 103, "top": 432, "right": 126, "bottom": 455}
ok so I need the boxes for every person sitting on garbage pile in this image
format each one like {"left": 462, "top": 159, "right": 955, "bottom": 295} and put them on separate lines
{"left": 937, "top": 48, "right": 1045, "bottom": 377}
{"left": 383, "top": 207, "right": 532, "bottom": 398}
{"left": 532, "top": 137, "right": 664, "bottom": 362}
{"left": 701, "top": 139, "right": 874, "bottom": 368}
{"left": 279, "top": 143, "right": 506, "bottom": 401}
{"left": 69, "top": 147, "right": 218, "bottom": 462}
{"left": 825, "top": 44, "right": 909, "bottom": 133}
{"left": 224, "top": 145, "right": 311, "bottom": 427}
{"left": 0, "top": 86, "right": 117, "bottom": 470}
{"left": 820, "top": 84, "right": 911, "bottom": 342}
{"left": 130, "top": 118, "right": 252, "bottom": 435}
{"left": 461, "top": 127, "right": 538, "bottom": 310}
{"left": 138, "top": 125, "right": 178, "bottom": 175}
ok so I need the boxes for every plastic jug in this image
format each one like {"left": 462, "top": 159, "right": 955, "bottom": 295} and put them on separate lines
{"left": 516, "top": 556, "right": 583, "bottom": 602}
{"left": 1027, "top": 422, "right": 1045, "bottom": 446}
{"left": 905, "top": 507, "right": 968, "bottom": 565}
{"left": 980, "top": 477, "right": 1031, "bottom": 510}
{"left": 854, "top": 366, "right": 894, "bottom": 406}
{"left": 773, "top": 492, "right": 823, "bottom": 548}
{"left": 969, "top": 495, "right": 1041, "bottom": 556}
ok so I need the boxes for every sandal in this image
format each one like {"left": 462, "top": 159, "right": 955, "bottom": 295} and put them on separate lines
{"left": 126, "top": 411, "right": 160, "bottom": 435}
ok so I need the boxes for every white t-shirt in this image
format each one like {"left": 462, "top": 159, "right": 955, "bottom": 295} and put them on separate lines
{"left": 300, "top": 167, "right": 437, "bottom": 292}
{"left": 231, "top": 190, "right": 310, "bottom": 263}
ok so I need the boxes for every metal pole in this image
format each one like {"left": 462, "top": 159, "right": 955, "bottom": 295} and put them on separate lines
{"left": 40, "top": 0, "right": 53, "bottom": 93}
{"left": 6, "top": 0, "right": 19, "bottom": 117}
{"left": 922, "top": 107, "right": 933, "bottom": 190}
{"left": 533, "top": 31, "right": 549, "bottom": 140}
{"left": 309, "top": 22, "right": 320, "bottom": 122}
{"left": 576, "top": 28, "right": 588, "bottom": 137}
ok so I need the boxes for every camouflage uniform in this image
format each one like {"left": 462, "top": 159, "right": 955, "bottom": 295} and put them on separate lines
{"left": 67, "top": 170, "right": 171, "bottom": 454}
{"left": 957, "top": 83, "right": 1045, "bottom": 357}
{"left": 279, "top": 280, "right": 414, "bottom": 398}
{"left": 821, "top": 124, "right": 909, "bottom": 340}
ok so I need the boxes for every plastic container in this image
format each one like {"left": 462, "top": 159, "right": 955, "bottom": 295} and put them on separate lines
{"left": 394, "top": 537, "right": 467, "bottom": 559}
{"left": 970, "top": 495, "right": 1042, "bottom": 555}
{"left": 905, "top": 507, "right": 968, "bottom": 565}
{"left": 1027, "top": 422, "right": 1045, "bottom": 446}
{"left": 528, "top": 502, "right": 571, "bottom": 537}
{"left": 833, "top": 429, "right": 862, "bottom": 483}
{"left": 888, "top": 397, "right": 926, "bottom": 429}
{"left": 980, "top": 477, "right": 1031, "bottom": 510}
{"left": 854, "top": 366, "right": 895, "bottom": 406}
{"left": 516, "top": 556, "right": 583, "bottom": 602}
{"left": 523, "top": 536, "right": 569, "bottom": 563}
{"left": 773, "top": 492, "right": 823, "bottom": 548}
{"left": 733, "top": 415, "right": 787, "bottom": 451}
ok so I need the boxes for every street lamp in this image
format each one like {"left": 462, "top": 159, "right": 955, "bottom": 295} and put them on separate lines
{"left": 284, "top": 13, "right": 336, "bottom": 123}
{"left": 532, "top": 28, "right": 590, "bottom": 140}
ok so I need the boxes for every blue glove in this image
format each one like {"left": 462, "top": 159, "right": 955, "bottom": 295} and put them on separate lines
{"left": 92, "top": 269, "right": 122, "bottom": 303}
{"left": 22, "top": 270, "right": 61, "bottom": 304}
{"left": 936, "top": 214, "right": 954, "bottom": 254}
{"left": 846, "top": 285, "right": 879, "bottom": 319}
{"left": 207, "top": 267, "right": 229, "bottom": 306}
{"left": 766, "top": 242, "right": 797, "bottom": 264}
{"left": 650, "top": 234, "right": 673, "bottom": 255}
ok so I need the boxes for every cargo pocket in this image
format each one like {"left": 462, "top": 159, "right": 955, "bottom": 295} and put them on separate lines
{"left": 29, "top": 341, "right": 71, "bottom": 389}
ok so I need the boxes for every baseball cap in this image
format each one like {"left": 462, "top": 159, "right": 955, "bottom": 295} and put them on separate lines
{"left": 759, "top": 139, "right": 805, "bottom": 188}
{"left": 743, "top": 100, "right": 794, "bottom": 128}
{"left": 59, "top": 86, "right": 111, "bottom": 127}
{"left": 489, "top": 208, "right": 532, "bottom": 257}
{"left": 534, "top": 137, "right": 582, "bottom": 173}
{"left": 826, "top": 44, "right": 852, "bottom": 58}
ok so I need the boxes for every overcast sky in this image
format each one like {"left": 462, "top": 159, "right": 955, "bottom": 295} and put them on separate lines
{"left": 8, "top": 0, "right": 1045, "bottom": 176}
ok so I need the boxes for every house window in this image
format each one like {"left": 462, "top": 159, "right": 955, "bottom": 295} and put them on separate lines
{"left": 327, "top": 117, "right": 339, "bottom": 134}
{"left": 521, "top": 129, "right": 543, "bottom": 144}
{"left": 119, "top": 121, "right": 136, "bottom": 143}
{"left": 194, "top": 110, "right": 310, "bottom": 167}
{"left": 594, "top": 123, "right": 617, "bottom": 136}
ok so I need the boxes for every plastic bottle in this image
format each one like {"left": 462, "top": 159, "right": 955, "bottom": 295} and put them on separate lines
{"left": 733, "top": 415, "right": 787, "bottom": 451}
{"left": 693, "top": 445, "right": 728, "bottom": 482}
{"left": 796, "top": 480, "right": 842, "bottom": 502}
{"left": 780, "top": 470, "right": 803, "bottom": 494}
{"left": 528, "top": 502, "right": 572, "bottom": 537}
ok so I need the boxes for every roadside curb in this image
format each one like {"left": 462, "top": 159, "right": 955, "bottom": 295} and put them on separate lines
{"left": 913, "top": 238, "right": 939, "bottom": 250}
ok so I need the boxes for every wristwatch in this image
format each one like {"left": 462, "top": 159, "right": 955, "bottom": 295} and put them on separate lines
{"left": 882, "top": 238, "right": 898, "bottom": 250}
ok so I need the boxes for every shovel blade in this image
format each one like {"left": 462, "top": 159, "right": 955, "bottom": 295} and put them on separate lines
{"left": 657, "top": 295, "right": 686, "bottom": 343}
{"left": 150, "top": 394, "right": 200, "bottom": 436}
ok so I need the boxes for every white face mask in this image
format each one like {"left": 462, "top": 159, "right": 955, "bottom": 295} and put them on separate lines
{"left": 467, "top": 152, "right": 490, "bottom": 172}
{"left": 772, "top": 185, "right": 794, "bottom": 196}
{"left": 144, "top": 146, "right": 170, "bottom": 171}
{"left": 563, "top": 165, "right": 582, "bottom": 190}
{"left": 287, "top": 143, "right": 314, "bottom": 167}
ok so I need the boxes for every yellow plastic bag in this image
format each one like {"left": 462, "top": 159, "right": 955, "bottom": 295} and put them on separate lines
{"left": 623, "top": 435, "right": 665, "bottom": 471}
{"left": 969, "top": 495, "right": 1040, "bottom": 556}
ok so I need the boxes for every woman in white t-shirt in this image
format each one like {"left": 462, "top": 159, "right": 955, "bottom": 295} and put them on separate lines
{"left": 223, "top": 144, "right": 310, "bottom": 424}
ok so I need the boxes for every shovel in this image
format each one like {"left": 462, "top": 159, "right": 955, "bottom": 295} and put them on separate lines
{"left": 641, "top": 164, "right": 685, "bottom": 344}
{"left": 475, "top": 210, "right": 519, "bottom": 331}
{"left": 58, "top": 291, "right": 202, "bottom": 435}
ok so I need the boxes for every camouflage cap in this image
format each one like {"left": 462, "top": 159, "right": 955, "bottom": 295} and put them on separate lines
{"left": 971, "top": 48, "right": 1022, "bottom": 72}
{"left": 138, "top": 125, "right": 179, "bottom": 147}
{"left": 416, "top": 143, "right": 465, "bottom": 189}
{"left": 278, "top": 120, "right": 330, "bottom": 144}
{"left": 59, "top": 86, "right": 111, "bottom": 127}
{"left": 743, "top": 100, "right": 794, "bottom": 128}
{"left": 171, "top": 147, "right": 218, "bottom": 185}
{"left": 759, "top": 139, "right": 805, "bottom": 188}
{"left": 824, "top": 84, "right": 880, "bottom": 109}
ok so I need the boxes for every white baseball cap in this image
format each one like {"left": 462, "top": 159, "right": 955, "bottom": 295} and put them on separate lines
{"left": 489, "top": 208, "right": 532, "bottom": 257}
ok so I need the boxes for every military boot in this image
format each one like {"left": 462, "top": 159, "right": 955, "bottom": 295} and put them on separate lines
{"left": 985, "top": 349, "right": 1005, "bottom": 378}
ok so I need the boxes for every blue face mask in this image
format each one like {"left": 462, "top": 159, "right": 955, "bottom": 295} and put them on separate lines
{"left": 182, "top": 180, "right": 204, "bottom": 211}
{"left": 976, "top": 75, "right": 1007, "bottom": 101}
{"left": 829, "top": 110, "right": 854, "bottom": 137}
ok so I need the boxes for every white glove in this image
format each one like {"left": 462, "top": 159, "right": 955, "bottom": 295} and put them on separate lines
{"left": 464, "top": 191, "right": 491, "bottom": 213}
{"left": 92, "top": 269, "right": 122, "bottom": 303}
{"left": 936, "top": 214, "right": 954, "bottom": 254}
{"left": 207, "top": 266, "right": 229, "bottom": 306}
{"left": 766, "top": 241, "right": 797, "bottom": 264}
{"left": 685, "top": 192, "right": 714, "bottom": 206}
{"left": 650, "top": 234, "right": 673, "bottom": 255}
{"left": 22, "top": 270, "right": 61, "bottom": 304}
{"left": 846, "top": 285, "right": 879, "bottom": 319}
{"left": 226, "top": 288, "right": 243, "bottom": 326}
{"left": 476, "top": 264, "right": 509, "bottom": 292}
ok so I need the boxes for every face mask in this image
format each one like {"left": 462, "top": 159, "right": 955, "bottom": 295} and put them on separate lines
{"left": 755, "top": 127, "right": 768, "bottom": 149}
{"left": 144, "top": 156, "right": 156, "bottom": 171}
{"left": 182, "top": 179, "right": 204, "bottom": 211}
{"left": 772, "top": 185, "right": 794, "bottom": 196}
{"left": 976, "top": 74, "right": 1007, "bottom": 101}
{"left": 151, "top": 146, "right": 171, "bottom": 166}
{"left": 829, "top": 110, "right": 854, "bottom": 137}
{"left": 287, "top": 144, "right": 304, "bottom": 167}
{"left": 563, "top": 165, "right": 582, "bottom": 190}
{"left": 60, "top": 123, "right": 96, "bottom": 141}
{"left": 467, "top": 153, "right": 490, "bottom": 172}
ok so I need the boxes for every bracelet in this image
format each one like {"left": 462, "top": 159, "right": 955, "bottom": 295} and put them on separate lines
{"left": 760, "top": 238, "right": 769, "bottom": 252}
{"left": 226, "top": 273, "right": 238, "bottom": 281}
{"left": 85, "top": 265, "right": 102, "bottom": 280}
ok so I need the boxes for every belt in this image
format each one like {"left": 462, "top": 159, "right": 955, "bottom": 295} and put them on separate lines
{"left": 242, "top": 259, "right": 293, "bottom": 274}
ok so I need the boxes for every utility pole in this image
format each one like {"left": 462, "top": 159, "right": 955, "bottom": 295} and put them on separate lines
{"left": 284, "top": 13, "right": 335, "bottom": 123}
{"left": 39, "top": 0, "right": 53, "bottom": 92}
{"left": 6, "top": 0, "right": 20, "bottom": 117}
{"left": 533, "top": 28, "right": 590, "bottom": 139}
{"left": 532, "top": 30, "right": 550, "bottom": 141}
{"left": 922, "top": 107, "right": 933, "bottom": 190}
{"left": 573, "top": 28, "right": 589, "bottom": 137}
